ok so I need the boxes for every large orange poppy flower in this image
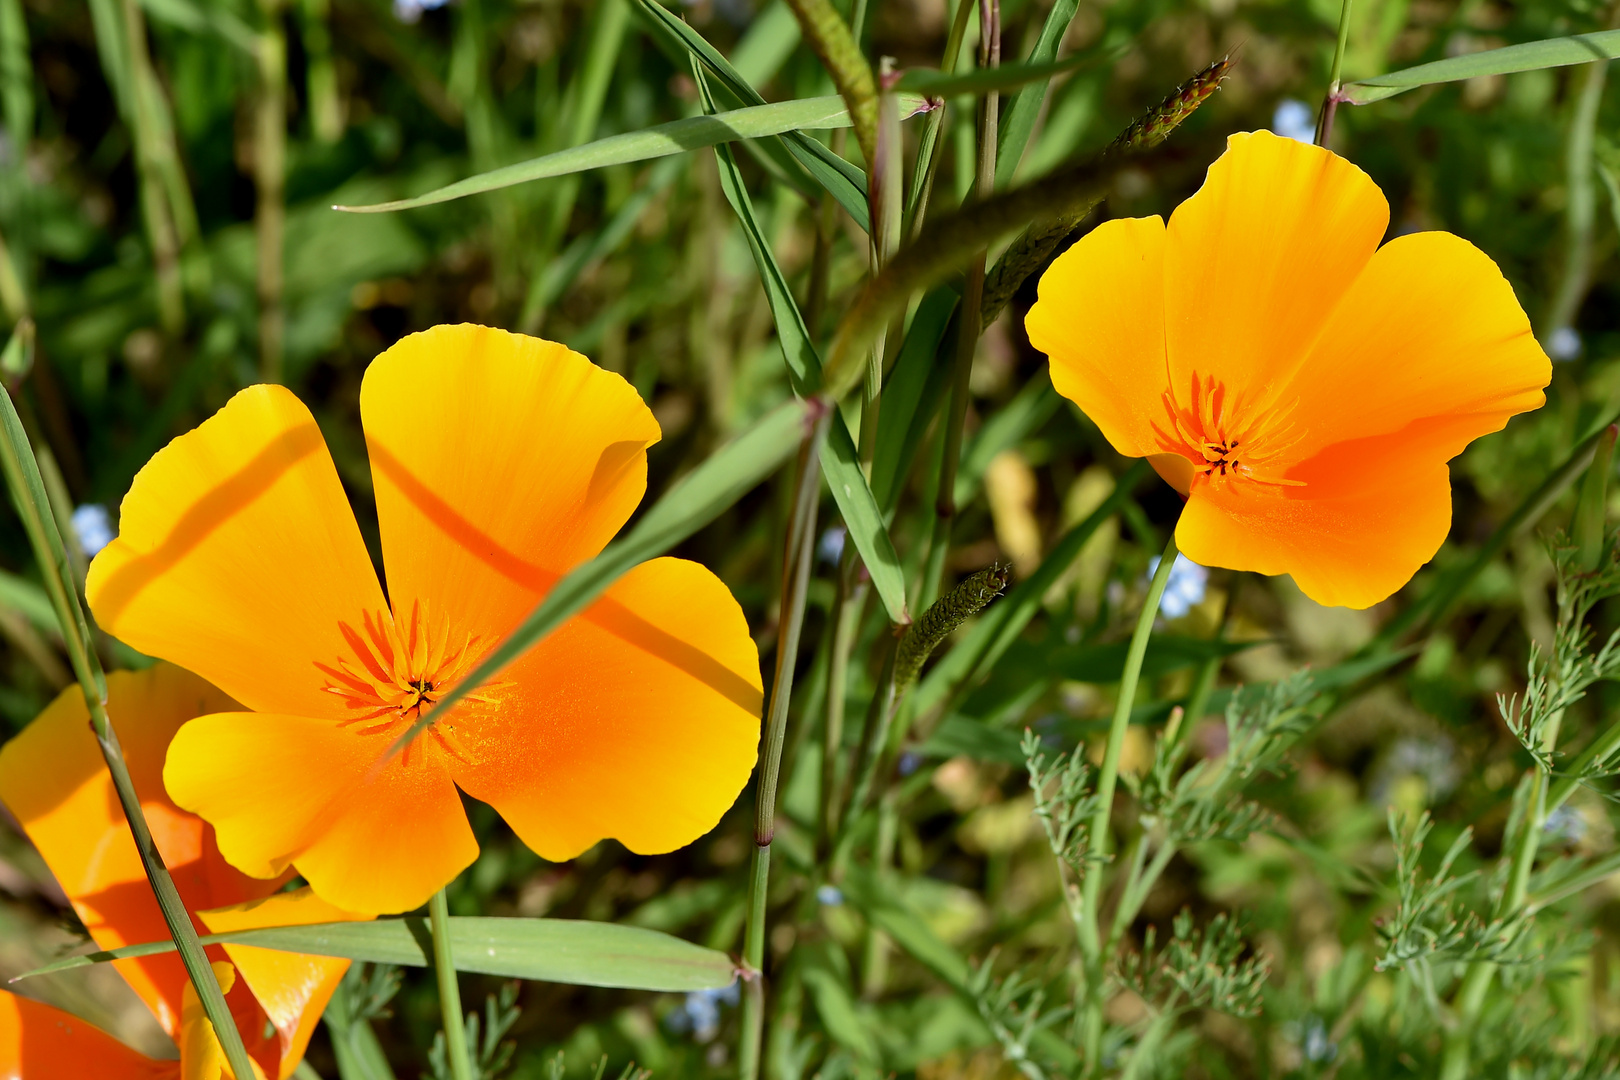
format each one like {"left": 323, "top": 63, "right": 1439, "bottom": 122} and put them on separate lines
{"left": 85, "top": 324, "right": 764, "bottom": 915}
{"left": 0, "top": 663, "right": 369, "bottom": 1079}
{"left": 1026, "top": 131, "right": 1551, "bottom": 608}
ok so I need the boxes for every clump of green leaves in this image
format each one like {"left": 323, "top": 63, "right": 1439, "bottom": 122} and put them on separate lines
{"left": 429, "top": 982, "right": 522, "bottom": 1080}
{"left": 1116, "top": 910, "right": 1269, "bottom": 1019}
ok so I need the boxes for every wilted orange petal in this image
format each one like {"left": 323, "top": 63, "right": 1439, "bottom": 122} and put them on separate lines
{"left": 360, "top": 323, "right": 661, "bottom": 646}
{"left": 1024, "top": 216, "right": 1171, "bottom": 460}
{"left": 451, "top": 556, "right": 762, "bottom": 860}
{"left": 0, "top": 666, "right": 279, "bottom": 1038}
{"left": 86, "top": 385, "right": 388, "bottom": 719}
{"left": 1163, "top": 131, "right": 1389, "bottom": 414}
{"left": 198, "top": 888, "right": 369, "bottom": 1079}
{"left": 0, "top": 990, "right": 169, "bottom": 1079}
{"left": 164, "top": 713, "right": 475, "bottom": 914}
{"left": 1278, "top": 230, "right": 1550, "bottom": 462}
{"left": 1177, "top": 423, "right": 1456, "bottom": 609}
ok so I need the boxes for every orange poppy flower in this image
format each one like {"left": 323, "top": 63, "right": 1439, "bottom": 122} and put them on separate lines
{"left": 85, "top": 324, "right": 764, "bottom": 915}
{"left": 1026, "top": 131, "right": 1551, "bottom": 608}
{"left": 0, "top": 663, "right": 369, "bottom": 1079}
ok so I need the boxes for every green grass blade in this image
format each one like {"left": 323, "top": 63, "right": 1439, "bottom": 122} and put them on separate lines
{"left": 703, "top": 73, "right": 909, "bottom": 624}
{"left": 385, "top": 397, "right": 813, "bottom": 757}
{"left": 952, "top": 375, "right": 1060, "bottom": 508}
{"left": 336, "top": 96, "right": 889, "bottom": 213}
{"left": 0, "top": 327, "right": 258, "bottom": 1078}
{"left": 731, "top": 0, "right": 802, "bottom": 87}
{"left": 869, "top": 287, "right": 957, "bottom": 513}
{"left": 995, "top": 0, "right": 1081, "bottom": 187}
{"left": 633, "top": 0, "right": 871, "bottom": 229}
{"left": 14, "top": 917, "right": 738, "bottom": 992}
{"left": 1343, "top": 30, "right": 1620, "bottom": 105}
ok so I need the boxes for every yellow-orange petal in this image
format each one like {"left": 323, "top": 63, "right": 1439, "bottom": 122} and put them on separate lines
{"left": 449, "top": 556, "right": 762, "bottom": 860}
{"left": 198, "top": 888, "right": 369, "bottom": 1079}
{"left": 1025, "top": 216, "right": 1172, "bottom": 459}
{"left": 1177, "top": 422, "right": 1457, "bottom": 609}
{"left": 0, "top": 990, "right": 170, "bottom": 1079}
{"left": 86, "top": 385, "right": 388, "bottom": 720}
{"left": 0, "top": 665, "right": 280, "bottom": 1038}
{"left": 178, "top": 963, "right": 269, "bottom": 1080}
{"left": 1163, "top": 131, "right": 1390, "bottom": 415}
{"left": 359, "top": 324, "right": 661, "bottom": 647}
{"left": 1277, "top": 231, "right": 1550, "bottom": 463}
{"left": 164, "top": 713, "right": 475, "bottom": 914}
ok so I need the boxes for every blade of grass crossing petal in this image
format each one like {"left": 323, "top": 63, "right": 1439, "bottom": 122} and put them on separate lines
{"left": 337, "top": 96, "right": 872, "bottom": 213}
{"left": 18, "top": 918, "right": 739, "bottom": 992}
{"left": 995, "top": 0, "right": 1081, "bottom": 187}
{"left": 385, "top": 397, "right": 814, "bottom": 759}
{"left": 632, "top": 0, "right": 871, "bottom": 229}
{"left": 912, "top": 460, "right": 1152, "bottom": 716}
{"left": 1342, "top": 30, "right": 1620, "bottom": 105}
{"left": 702, "top": 79, "right": 909, "bottom": 624}
{"left": 0, "top": 334, "right": 259, "bottom": 1079}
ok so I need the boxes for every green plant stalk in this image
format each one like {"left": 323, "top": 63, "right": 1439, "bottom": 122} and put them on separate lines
{"left": 1442, "top": 711, "right": 1565, "bottom": 1080}
{"left": 430, "top": 889, "right": 475, "bottom": 1080}
{"left": 818, "top": 564, "right": 868, "bottom": 851}
{"left": 782, "top": 0, "right": 877, "bottom": 168}
{"left": 1314, "top": 0, "right": 1354, "bottom": 146}
{"left": 1078, "top": 535, "right": 1179, "bottom": 1071}
{"left": 257, "top": 0, "right": 288, "bottom": 381}
{"left": 739, "top": 414, "right": 826, "bottom": 1080}
{"left": 0, "top": 371, "right": 258, "bottom": 1079}
{"left": 905, "top": 0, "right": 976, "bottom": 239}
{"left": 520, "top": 0, "right": 629, "bottom": 333}
{"left": 921, "top": 1, "right": 997, "bottom": 607}
{"left": 0, "top": 224, "right": 28, "bottom": 322}
{"left": 1546, "top": 58, "right": 1609, "bottom": 339}
{"left": 298, "top": 0, "right": 343, "bottom": 142}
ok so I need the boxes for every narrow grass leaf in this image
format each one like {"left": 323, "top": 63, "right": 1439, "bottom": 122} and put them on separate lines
{"left": 869, "top": 287, "right": 958, "bottom": 513}
{"left": 336, "top": 96, "right": 914, "bottom": 213}
{"left": 996, "top": 0, "right": 1082, "bottom": 187}
{"left": 704, "top": 76, "right": 909, "bottom": 624}
{"left": 896, "top": 47, "right": 1115, "bottom": 97}
{"left": 386, "top": 397, "right": 813, "bottom": 758}
{"left": 633, "top": 0, "right": 871, "bottom": 229}
{"left": 1343, "top": 30, "right": 1620, "bottom": 105}
{"left": 16, "top": 918, "right": 737, "bottom": 992}
{"left": 953, "top": 376, "right": 1060, "bottom": 508}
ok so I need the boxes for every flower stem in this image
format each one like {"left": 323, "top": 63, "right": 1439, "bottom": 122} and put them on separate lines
{"left": 1078, "top": 534, "right": 1179, "bottom": 1071}
{"left": 430, "top": 889, "right": 475, "bottom": 1080}
{"left": 1314, "top": 0, "right": 1354, "bottom": 147}
{"left": 0, "top": 330, "right": 260, "bottom": 1080}
{"left": 739, "top": 416, "right": 826, "bottom": 1080}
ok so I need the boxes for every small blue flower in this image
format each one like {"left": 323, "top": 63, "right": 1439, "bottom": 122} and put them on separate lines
{"left": 1272, "top": 99, "right": 1316, "bottom": 143}
{"left": 816, "top": 884, "right": 844, "bottom": 907}
{"left": 1546, "top": 326, "right": 1582, "bottom": 362}
{"left": 898, "top": 751, "right": 922, "bottom": 776}
{"left": 393, "top": 0, "right": 449, "bottom": 23}
{"left": 1544, "top": 804, "right": 1586, "bottom": 844}
{"left": 72, "top": 504, "right": 115, "bottom": 557}
{"left": 675, "top": 984, "right": 740, "bottom": 1042}
{"left": 817, "top": 526, "right": 846, "bottom": 565}
{"left": 1147, "top": 554, "right": 1208, "bottom": 619}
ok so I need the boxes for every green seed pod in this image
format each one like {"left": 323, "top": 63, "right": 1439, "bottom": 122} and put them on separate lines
{"left": 894, "top": 564, "right": 1011, "bottom": 687}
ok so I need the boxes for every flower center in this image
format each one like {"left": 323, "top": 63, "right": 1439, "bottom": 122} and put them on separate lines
{"left": 315, "top": 601, "right": 505, "bottom": 744}
{"left": 1154, "top": 372, "right": 1304, "bottom": 489}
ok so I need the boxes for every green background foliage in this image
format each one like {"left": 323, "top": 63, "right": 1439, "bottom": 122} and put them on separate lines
{"left": 4, "top": 0, "right": 1620, "bottom": 1077}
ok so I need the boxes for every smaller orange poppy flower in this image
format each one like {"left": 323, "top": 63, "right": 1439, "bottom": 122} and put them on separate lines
{"left": 1026, "top": 131, "right": 1551, "bottom": 608}
{"left": 86, "top": 324, "right": 764, "bottom": 916}
{"left": 0, "top": 663, "right": 370, "bottom": 1079}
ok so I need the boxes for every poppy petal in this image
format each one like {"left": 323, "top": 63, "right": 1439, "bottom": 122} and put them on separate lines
{"left": 359, "top": 324, "right": 661, "bottom": 645}
{"left": 1024, "top": 216, "right": 1171, "bottom": 459}
{"left": 0, "top": 666, "right": 278, "bottom": 1038}
{"left": 164, "top": 713, "right": 475, "bottom": 914}
{"left": 86, "top": 385, "right": 389, "bottom": 720}
{"left": 448, "top": 556, "right": 762, "bottom": 860}
{"left": 1163, "top": 131, "right": 1389, "bottom": 413}
{"left": 198, "top": 888, "right": 369, "bottom": 1079}
{"left": 1177, "top": 423, "right": 1457, "bottom": 609}
{"left": 1281, "top": 230, "right": 1550, "bottom": 462}
{"left": 0, "top": 990, "right": 167, "bottom": 1079}
{"left": 178, "top": 963, "right": 269, "bottom": 1080}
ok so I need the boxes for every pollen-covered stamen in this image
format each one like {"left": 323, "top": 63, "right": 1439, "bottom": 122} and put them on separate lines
{"left": 1152, "top": 371, "right": 1306, "bottom": 489}
{"left": 315, "top": 599, "right": 508, "bottom": 757}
